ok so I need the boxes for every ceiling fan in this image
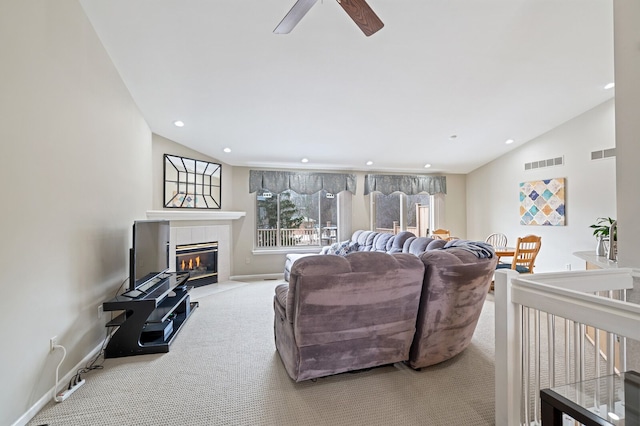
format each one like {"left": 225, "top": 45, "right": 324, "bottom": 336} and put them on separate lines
{"left": 274, "top": 0, "right": 384, "bottom": 37}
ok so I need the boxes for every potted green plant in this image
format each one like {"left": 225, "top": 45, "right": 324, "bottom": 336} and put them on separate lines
{"left": 590, "top": 217, "right": 616, "bottom": 256}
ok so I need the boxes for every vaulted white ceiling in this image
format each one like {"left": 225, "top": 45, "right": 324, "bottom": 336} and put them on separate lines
{"left": 79, "top": 0, "right": 614, "bottom": 174}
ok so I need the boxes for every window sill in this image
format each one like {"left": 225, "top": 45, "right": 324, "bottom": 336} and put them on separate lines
{"left": 252, "top": 247, "right": 322, "bottom": 256}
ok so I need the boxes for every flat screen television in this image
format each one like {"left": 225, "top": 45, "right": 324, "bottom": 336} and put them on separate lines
{"left": 129, "top": 220, "right": 170, "bottom": 292}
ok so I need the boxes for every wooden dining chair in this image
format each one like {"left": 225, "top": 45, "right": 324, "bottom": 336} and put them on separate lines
{"left": 431, "top": 228, "right": 450, "bottom": 240}
{"left": 496, "top": 235, "right": 541, "bottom": 274}
{"left": 485, "top": 233, "right": 507, "bottom": 248}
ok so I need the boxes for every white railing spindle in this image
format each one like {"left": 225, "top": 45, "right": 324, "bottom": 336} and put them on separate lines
{"left": 495, "top": 268, "right": 639, "bottom": 425}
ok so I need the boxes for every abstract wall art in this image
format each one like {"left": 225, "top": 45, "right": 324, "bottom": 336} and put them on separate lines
{"left": 519, "top": 178, "right": 565, "bottom": 226}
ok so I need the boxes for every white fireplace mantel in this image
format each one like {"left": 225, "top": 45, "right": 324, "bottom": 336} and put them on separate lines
{"left": 146, "top": 210, "right": 245, "bottom": 283}
{"left": 146, "top": 210, "right": 246, "bottom": 221}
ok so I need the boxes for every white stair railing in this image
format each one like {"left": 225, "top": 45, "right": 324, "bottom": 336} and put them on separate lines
{"left": 494, "top": 268, "right": 640, "bottom": 425}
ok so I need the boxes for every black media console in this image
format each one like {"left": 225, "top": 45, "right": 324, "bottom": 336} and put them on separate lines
{"left": 103, "top": 272, "right": 198, "bottom": 358}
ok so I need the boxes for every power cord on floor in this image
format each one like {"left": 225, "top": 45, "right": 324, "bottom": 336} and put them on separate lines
{"left": 52, "top": 277, "right": 129, "bottom": 403}
{"left": 52, "top": 343, "right": 85, "bottom": 402}
{"left": 50, "top": 343, "right": 84, "bottom": 403}
{"left": 67, "top": 326, "right": 110, "bottom": 387}
{"left": 52, "top": 344, "right": 66, "bottom": 402}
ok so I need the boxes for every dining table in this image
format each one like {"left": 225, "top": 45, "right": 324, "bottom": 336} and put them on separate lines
{"left": 494, "top": 246, "right": 516, "bottom": 261}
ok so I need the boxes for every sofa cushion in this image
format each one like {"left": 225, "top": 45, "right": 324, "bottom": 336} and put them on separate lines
{"left": 388, "top": 231, "right": 415, "bottom": 253}
{"left": 284, "top": 253, "right": 317, "bottom": 281}
{"left": 274, "top": 283, "right": 288, "bottom": 311}
{"left": 350, "top": 230, "right": 365, "bottom": 243}
{"left": 346, "top": 229, "right": 417, "bottom": 253}
{"left": 285, "top": 229, "right": 418, "bottom": 282}
{"left": 350, "top": 230, "right": 371, "bottom": 251}
{"left": 403, "top": 236, "right": 433, "bottom": 255}
{"left": 372, "top": 232, "right": 394, "bottom": 251}
{"left": 427, "top": 239, "right": 447, "bottom": 250}
{"left": 385, "top": 235, "right": 397, "bottom": 251}
{"left": 362, "top": 231, "right": 378, "bottom": 251}
{"left": 496, "top": 263, "right": 530, "bottom": 273}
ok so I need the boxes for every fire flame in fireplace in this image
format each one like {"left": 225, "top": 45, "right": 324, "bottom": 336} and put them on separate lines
{"left": 180, "top": 256, "right": 201, "bottom": 271}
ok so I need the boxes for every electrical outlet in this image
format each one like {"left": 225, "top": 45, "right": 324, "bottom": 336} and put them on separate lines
{"left": 98, "top": 304, "right": 104, "bottom": 319}
{"left": 50, "top": 336, "right": 58, "bottom": 352}
{"left": 566, "top": 263, "right": 572, "bottom": 271}
{"left": 245, "top": 257, "right": 251, "bottom": 264}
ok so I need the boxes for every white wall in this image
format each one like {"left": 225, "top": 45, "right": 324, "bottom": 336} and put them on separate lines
{"left": 0, "top": 2, "right": 152, "bottom": 425}
{"left": 467, "top": 99, "right": 616, "bottom": 273}
{"left": 441, "top": 174, "right": 467, "bottom": 238}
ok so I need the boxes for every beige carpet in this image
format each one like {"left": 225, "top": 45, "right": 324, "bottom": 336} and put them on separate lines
{"left": 29, "top": 280, "right": 496, "bottom": 426}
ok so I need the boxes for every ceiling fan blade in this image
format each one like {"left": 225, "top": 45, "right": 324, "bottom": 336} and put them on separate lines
{"left": 337, "top": 0, "right": 384, "bottom": 37}
{"left": 274, "top": 0, "right": 319, "bottom": 34}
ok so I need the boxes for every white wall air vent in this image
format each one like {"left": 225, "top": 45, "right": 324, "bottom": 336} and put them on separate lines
{"left": 591, "top": 148, "right": 616, "bottom": 160}
{"left": 524, "top": 156, "right": 564, "bottom": 171}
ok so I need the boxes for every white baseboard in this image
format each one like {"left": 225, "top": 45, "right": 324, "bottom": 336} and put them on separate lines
{"left": 11, "top": 340, "right": 106, "bottom": 426}
{"left": 230, "top": 273, "right": 284, "bottom": 282}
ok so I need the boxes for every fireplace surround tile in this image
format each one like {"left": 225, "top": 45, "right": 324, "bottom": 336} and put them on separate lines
{"left": 191, "top": 226, "right": 206, "bottom": 245}
{"left": 169, "top": 224, "right": 230, "bottom": 282}
{"left": 175, "top": 227, "right": 193, "bottom": 246}
{"left": 146, "top": 210, "right": 243, "bottom": 284}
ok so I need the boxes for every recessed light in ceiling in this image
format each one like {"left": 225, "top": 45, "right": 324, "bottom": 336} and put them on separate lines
{"left": 173, "top": 120, "right": 185, "bottom": 127}
{"left": 604, "top": 82, "right": 615, "bottom": 90}
{"left": 366, "top": 161, "right": 373, "bottom": 166}
{"left": 424, "top": 164, "right": 432, "bottom": 168}
{"left": 505, "top": 139, "right": 515, "bottom": 145}
{"left": 301, "top": 158, "right": 309, "bottom": 163}
{"left": 223, "top": 147, "right": 231, "bottom": 153}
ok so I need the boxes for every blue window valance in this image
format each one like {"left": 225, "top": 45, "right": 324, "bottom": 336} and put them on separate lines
{"left": 249, "top": 170, "right": 357, "bottom": 195}
{"left": 363, "top": 174, "right": 446, "bottom": 195}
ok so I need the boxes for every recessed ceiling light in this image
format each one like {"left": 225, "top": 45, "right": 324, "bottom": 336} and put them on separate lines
{"left": 366, "top": 161, "right": 373, "bottom": 166}
{"left": 505, "top": 139, "right": 515, "bottom": 145}
{"left": 604, "top": 82, "right": 615, "bottom": 90}
{"left": 301, "top": 158, "right": 309, "bottom": 163}
{"left": 223, "top": 147, "right": 231, "bottom": 153}
{"left": 424, "top": 164, "right": 432, "bottom": 168}
{"left": 173, "top": 120, "right": 185, "bottom": 127}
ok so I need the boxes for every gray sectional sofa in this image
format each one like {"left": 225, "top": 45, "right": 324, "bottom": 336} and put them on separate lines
{"left": 274, "top": 234, "right": 497, "bottom": 381}
{"left": 408, "top": 247, "right": 497, "bottom": 369}
{"left": 283, "top": 229, "right": 448, "bottom": 281}
{"left": 274, "top": 252, "right": 425, "bottom": 382}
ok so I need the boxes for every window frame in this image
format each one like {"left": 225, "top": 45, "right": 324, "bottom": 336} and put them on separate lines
{"left": 369, "top": 192, "right": 442, "bottom": 235}
{"left": 253, "top": 189, "right": 340, "bottom": 252}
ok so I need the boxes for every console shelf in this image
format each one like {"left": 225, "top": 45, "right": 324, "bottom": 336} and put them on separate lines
{"left": 102, "top": 272, "right": 198, "bottom": 358}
